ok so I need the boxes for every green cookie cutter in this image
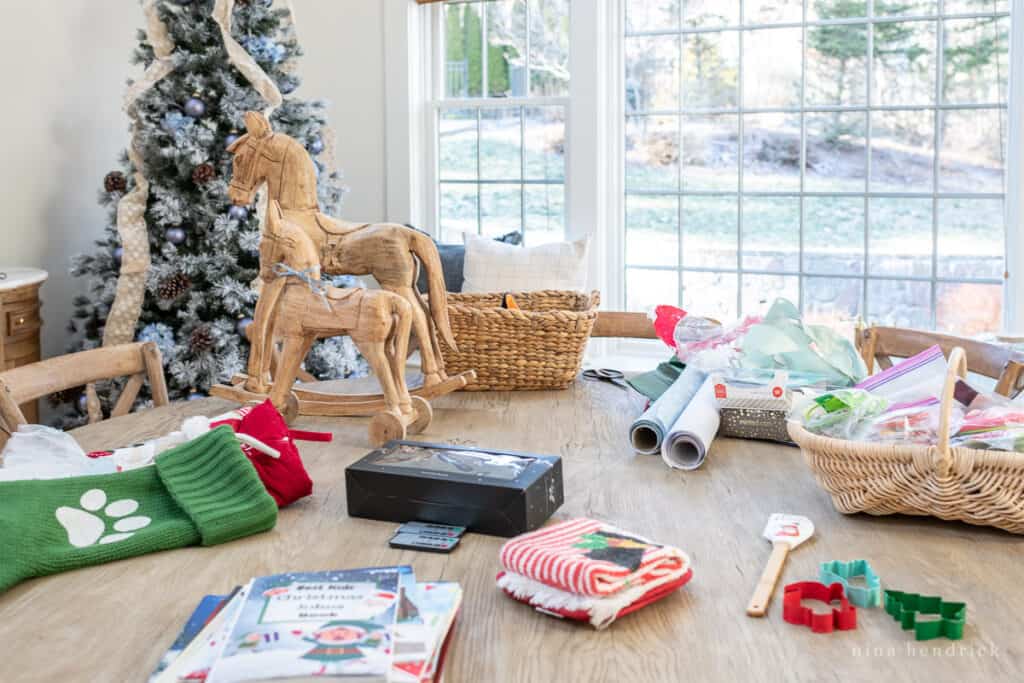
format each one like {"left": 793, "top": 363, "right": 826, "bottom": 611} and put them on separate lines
{"left": 820, "top": 560, "right": 881, "bottom": 608}
{"left": 884, "top": 590, "right": 966, "bottom": 641}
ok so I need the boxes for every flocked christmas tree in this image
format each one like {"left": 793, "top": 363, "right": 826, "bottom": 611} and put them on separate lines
{"left": 63, "top": 0, "right": 364, "bottom": 421}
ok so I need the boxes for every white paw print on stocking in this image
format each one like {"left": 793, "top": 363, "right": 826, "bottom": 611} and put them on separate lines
{"left": 55, "top": 489, "right": 152, "bottom": 548}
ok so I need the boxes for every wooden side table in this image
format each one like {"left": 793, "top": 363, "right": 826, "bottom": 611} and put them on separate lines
{"left": 0, "top": 267, "right": 48, "bottom": 423}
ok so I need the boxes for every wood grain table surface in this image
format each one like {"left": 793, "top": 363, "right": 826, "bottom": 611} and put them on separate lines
{"left": 1, "top": 378, "right": 1022, "bottom": 682}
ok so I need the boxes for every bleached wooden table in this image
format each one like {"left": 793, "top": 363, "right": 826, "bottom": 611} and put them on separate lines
{"left": 0, "top": 379, "right": 1021, "bottom": 682}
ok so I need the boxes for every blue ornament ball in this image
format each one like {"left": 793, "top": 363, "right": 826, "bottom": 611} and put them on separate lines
{"left": 228, "top": 205, "right": 249, "bottom": 221}
{"left": 165, "top": 227, "right": 187, "bottom": 245}
{"left": 113, "top": 246, "right": 124, "bottom": 265}
{"left": 77, "top": 394, "right": 89, "bottom": 414}
{"left": 184, "top": 97, "right": 206, "bottom": 118}
{"left": 225, "top": 133, "right": 239, "bottom": 148}
{"left": 308, "top": 138, "right": 324, "bottom": 155}
{"left": 236, "top": 316, "right": 254, "bottom": 337}
{"left": 187, "top": 391, "right": 204, "bottom": 401}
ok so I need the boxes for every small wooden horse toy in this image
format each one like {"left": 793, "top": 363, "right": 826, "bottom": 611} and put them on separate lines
{"left": 241, "top": 201, "right": 431, "bottom": 445}
{"left": 225, "top": 111, "right": 473, "bottom": 397}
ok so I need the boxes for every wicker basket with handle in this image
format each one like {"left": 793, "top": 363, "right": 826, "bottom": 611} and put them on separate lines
{"left": 788, "top": 347, "right": 1024, "bottom": 534}
{"left": 439, "top": 290, "right": 600, "bottom": 391}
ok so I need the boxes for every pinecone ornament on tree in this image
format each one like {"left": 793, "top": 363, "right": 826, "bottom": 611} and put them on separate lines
{"left": 192, "top": 162, "right": 216, "bottom": 185}
{"left": 157, "top": 272, "right": 191, "bottom": 300}
{"left": 104, "top": 171, "right": 127, "bottom": 193}
{"left": 189, "top": 325, "right": 215, "bottom": 353}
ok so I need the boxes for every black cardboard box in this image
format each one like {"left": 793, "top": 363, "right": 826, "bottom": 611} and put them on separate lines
{"left": 345, "top": 441, "right": 563, "bottom": 537}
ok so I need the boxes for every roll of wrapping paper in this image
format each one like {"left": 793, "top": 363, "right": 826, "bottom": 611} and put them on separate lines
{"left": 629, "top": 366, "right": 707, "bottom": 454}
{"left": 662, "top": 376, "right": 721, "bottom": 470}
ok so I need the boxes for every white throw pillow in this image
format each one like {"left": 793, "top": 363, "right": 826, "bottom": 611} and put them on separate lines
{"left": 461, "top": 233, "right": 589, "bottom": 293}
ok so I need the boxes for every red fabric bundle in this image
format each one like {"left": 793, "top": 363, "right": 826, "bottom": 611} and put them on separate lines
{"left": 211, "top": 400, "right": 325, "bottom": 507}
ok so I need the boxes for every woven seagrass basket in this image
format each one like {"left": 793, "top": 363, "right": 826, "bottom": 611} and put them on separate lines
{"left": 439, "top": 290, "right": 600, "bottom": 391}
{"left": 788, "top": 347, "right": 1024, "bottom": 534}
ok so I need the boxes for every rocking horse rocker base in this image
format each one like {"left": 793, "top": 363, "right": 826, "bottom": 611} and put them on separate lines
{"left": 210, "top": 369, "right": 475, "bottom": 421}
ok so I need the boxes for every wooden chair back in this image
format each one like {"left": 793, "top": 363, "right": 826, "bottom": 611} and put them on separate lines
{"left": 0, "top": 342, "right": 169, "bottom": 445}
{"left": 591, "top": 311, "right": 658, "bottom": 339}
{"left": 857, "top": 325, "right": 1024, "bottom": 397}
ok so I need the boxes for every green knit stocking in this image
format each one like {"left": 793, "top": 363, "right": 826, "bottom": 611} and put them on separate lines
{"left": 0, "top": 426, "right": 277, "bottom": 593}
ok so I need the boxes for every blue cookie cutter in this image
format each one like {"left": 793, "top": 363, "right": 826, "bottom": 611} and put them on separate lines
{"left": 819, "top": 559, "right": 881, "bottom": 608}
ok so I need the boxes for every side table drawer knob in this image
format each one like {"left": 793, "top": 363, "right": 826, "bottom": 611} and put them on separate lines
{"left": 5, "top": 307, "right": 39, "bottom": 337}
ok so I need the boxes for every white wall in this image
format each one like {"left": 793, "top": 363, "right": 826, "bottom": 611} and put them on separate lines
{"left": 0, "top": 0, "right": 387, "bottom": 359}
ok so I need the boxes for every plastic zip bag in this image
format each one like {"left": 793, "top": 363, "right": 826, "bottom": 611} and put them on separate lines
{"left": 0, "top": 424, "right": 116, "bottom": 481}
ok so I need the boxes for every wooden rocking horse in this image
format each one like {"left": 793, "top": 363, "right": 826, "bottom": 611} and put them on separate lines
{"left": 222, "top": 201, "right": 431, "bottom": 445}
{"left": 210, "top": 112, "right": 473, "bottom": 424}
{"left": 223, "top": 111, "right": 472, "bottom": 396}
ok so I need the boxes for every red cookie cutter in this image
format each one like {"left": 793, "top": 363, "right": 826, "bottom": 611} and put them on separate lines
{"left": 783, "top": 581, "right": 857, "bottom": 633}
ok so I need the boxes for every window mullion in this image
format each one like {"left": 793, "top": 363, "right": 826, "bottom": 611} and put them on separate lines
{"left": 931, "top": 0, "right": 945, "bottom": 329}
{"left": 865, "top": 0, "right": 875, "bottom": 322}
{"left": 737, "top": 0, "right": 746, "bottom": 317}
{"left": 799, "top": 0, "right": 807, "bottom": 314}
{"left": 1006, "top": 0, "right": 1024, "bottom": 331}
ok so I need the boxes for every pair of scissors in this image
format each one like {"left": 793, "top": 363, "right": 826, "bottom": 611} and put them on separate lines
{"left": 582, "top": 368, "right": 628, "bottom": 390}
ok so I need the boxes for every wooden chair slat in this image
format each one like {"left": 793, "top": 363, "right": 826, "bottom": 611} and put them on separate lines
{"left": 111, "top": 373, "right": 146, "bottom": 418}
{"left": 858, "top": 326, "right": 1024, "bottom": 397}
{"left": 141, "top": 342, "right": 170, "bottom": 407}
{"left": 591, "top": 311, "right": 657, "bottom": 339}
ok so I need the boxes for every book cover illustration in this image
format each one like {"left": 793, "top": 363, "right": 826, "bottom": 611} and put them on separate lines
{"left": 389, "top": 582, "right": 462, "bottom": 683}
{"left": 149, "top": 594, "right": 228, "bottom": 681}
{"left": 207, "top": 567, "right": 412, "bottom": 682}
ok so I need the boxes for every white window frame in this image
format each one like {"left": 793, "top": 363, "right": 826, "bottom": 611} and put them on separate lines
{"left": 386, "top": 0, "right": 1024, "bottom": 349}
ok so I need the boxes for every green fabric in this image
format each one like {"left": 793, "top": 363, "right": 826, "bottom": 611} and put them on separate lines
{"left": 0, "top": 426, "right": 277, "bottom": 593}
{"left": 739, "top": 298, "right": 867, "bottom": 386}
{"left": 157, "top": 426, "right": 278, "bottom": 545}
{"left": 626, "top": 357, "right": 685, "bottom": 402}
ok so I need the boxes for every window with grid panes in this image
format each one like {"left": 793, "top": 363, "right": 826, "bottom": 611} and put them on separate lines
{"left": 435, "top": 0, "right": 570, "bottom": 246}
{"left": 623, "top": 0, "right": 1009, "bottom": 335}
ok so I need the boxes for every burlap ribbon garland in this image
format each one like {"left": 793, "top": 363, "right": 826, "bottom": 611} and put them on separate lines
{"left": 213, "top": 0, "right": 285, "bottom": 251}
{"left": 103, "top": 0, "right": 174, "bottom": 346}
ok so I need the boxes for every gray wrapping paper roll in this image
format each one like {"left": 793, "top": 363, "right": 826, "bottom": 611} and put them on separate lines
{"left": 629, "top": 366, "right": 708, "bottom": 454}
{"left": 662, "top": 376, "right": 721, "bottom": 470}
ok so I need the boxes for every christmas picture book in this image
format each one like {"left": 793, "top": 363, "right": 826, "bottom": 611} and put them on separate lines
{"left": 152, "top": 566, "right": 461, "bottom": 683}
{"left": 149, "top": 592, "right": 233, "bottom": 682}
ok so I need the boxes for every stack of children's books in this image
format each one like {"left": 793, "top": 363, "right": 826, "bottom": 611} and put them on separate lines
{"left": 149, "top": 566, "right": 461, "bottom": 683}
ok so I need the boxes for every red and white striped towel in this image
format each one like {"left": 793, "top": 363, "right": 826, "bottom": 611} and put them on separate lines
{"left": 499, "top": 518, "right": 689, "bottom": 598}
